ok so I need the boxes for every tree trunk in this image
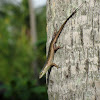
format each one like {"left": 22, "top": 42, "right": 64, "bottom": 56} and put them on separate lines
{"left": 46, "top": 0, "right": 100, "bottom": 100}
{"left": 28, "top": 0, "right": 38, "bottom": 80}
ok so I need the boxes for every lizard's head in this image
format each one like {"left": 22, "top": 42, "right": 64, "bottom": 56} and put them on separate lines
{"left": 39, "top": 66, "right": 47, "bottom": 79}
{"left": 39, "top": 70, "right": 45, "bottom": 79}
{"left": 39, "top": 63, "right": 49, "bottom": 79}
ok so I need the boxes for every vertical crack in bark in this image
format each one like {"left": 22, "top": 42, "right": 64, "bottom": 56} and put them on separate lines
{"left": 79, "top": 50, "right": 81, "bottom": 62}
{"left": 92, "top": 81, "right": 98, "bottom": 100}
{"left": 97, "top": 48, "right": 100, "bottom": 72}
{"left": 71, "top": 30, "right": 73, "bottom": 47}
{"left": 87, "top": 47, "right": 89, "bottom": 58}
{"left": 76, "top": 62, "right": 80, "bottom": 73}
{"left": 68, "top": 61, "right": 71, "bottom": 78}
{"left": 84, "top": 59, "right": 89, "bottom": 90}
{"left": 95, "top": 86, "right": 97, "bottom": 100}
{"left": 93, "top": 32, "right": 95, "bottom": 46}
{"left": 83, "top": 92, "right": 85, "bottom": 100}
{"left": 91, "top": 12, "right": 95, "bottom": 46}
{"left": 69, "top": 89, "right": 73, "bottom": 100}
{"left": 98, "top": 14, "right": 99, "bottom": 33}
{"left": 73, "top": 93, "right": 75, "bottom": 100}
{"left": 80, "top": 26, "right": 84, "bottom": 46}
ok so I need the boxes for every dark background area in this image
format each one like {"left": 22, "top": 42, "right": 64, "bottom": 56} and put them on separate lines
{"left": 0, "top": 0, "right": 47, "bottom": 100}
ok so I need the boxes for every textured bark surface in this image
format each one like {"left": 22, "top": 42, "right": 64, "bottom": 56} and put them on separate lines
{"left": 46, "top": 0, "right": 100, "bottom": 100}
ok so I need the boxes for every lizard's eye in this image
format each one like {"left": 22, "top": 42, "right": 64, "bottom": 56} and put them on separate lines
{"left": 40, "top": 72, "right": 43, "bottom": 75}
{"left": 39, "top": 71, "right": 43, "bottom": 78}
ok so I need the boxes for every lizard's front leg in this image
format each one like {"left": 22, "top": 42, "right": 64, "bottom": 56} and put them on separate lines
{"left": 51, "top": 63, "right": 59, "bottom": 68}
{"left": 54, "top": 44, "right": 63, "bottom": 52}
{"left": 54, "top": 46, "right": 62, "bottom": 51}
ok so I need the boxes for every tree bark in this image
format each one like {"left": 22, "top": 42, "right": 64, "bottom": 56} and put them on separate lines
{"left": 46, "top": 0, "right": 100, "bottom": 100}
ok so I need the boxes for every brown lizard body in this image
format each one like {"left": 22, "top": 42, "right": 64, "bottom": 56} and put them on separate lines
{"left": 39, "top": 2, "right": 85, "bottom": 79}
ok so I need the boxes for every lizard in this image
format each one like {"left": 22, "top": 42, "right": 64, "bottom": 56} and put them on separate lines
{"left": 39, "top": 2, "right": 85, "bottom": 79}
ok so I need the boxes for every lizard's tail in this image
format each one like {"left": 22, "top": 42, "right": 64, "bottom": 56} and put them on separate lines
{"left": 55, "top": 1, "right": 86, "bottom": 41}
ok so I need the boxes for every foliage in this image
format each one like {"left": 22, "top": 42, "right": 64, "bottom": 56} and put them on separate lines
{"left": 0, "top": 0, "right": 47, "bottom": 100}
{"left": 0, "top": 5, "right": 33, "bottom": 83}
{"left": 0, "top": 78, "right": 47, "bottom": 100}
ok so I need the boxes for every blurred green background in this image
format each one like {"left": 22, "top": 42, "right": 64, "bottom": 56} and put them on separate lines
{"left": 0, "top": 0, "right": 47, "bottom": 100}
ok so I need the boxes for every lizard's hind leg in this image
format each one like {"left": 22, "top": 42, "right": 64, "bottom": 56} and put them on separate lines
{"left": 47, "top": 63, "right": 59, "bottom": 85}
